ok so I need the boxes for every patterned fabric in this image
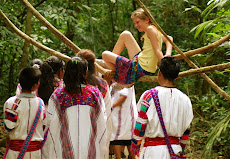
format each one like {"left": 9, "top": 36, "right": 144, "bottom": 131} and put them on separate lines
{"left": 54, "top": 87, "right": 100, "bottom": 110}
{"left": 45, "top": 85, "right": 107, "bottom": 159}
{"left": 17, "top": 98, "right": 42, "bottom": 159}
{"left": 180, "top": 128, "right": 191, "bottom": 153}
{"left": 3, "top": 93, "right": 46, "bottom": 159}
{"left": 114, "top": 54, "right": 153, "bottom": 84}
{"left": 150, "top": 89, "right": 186, "bottom": 159}
{"left": 54, "top": 78, "right": 64, "bottom": 89}
{"left": 96, "top": 77, "right": 108, "bottom": 98}
{"left": 131, "top": 86, "right": 193, "bottom": 158}
{"left": 131, "top": 91, "right": 151, "bottom": 155}
{"left": 96, "top": 77, "right": 112, "bottom": 159}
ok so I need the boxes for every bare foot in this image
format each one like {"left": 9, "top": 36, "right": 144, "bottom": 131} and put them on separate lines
{"left": 96, "top": 59, "right": 110, "bottom": 69}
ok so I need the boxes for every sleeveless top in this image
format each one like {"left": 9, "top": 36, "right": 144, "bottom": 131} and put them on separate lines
{"left": 138, "top": 29, "right": 162, "bottom": 73}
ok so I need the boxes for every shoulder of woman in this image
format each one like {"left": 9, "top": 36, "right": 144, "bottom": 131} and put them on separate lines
{"left": 146, "top": 26, "right": 158, "bottom": 37}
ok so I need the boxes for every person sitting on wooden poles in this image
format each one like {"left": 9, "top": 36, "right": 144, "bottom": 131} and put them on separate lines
{"left": 102, "top": 8, "right": 173, "bottom": 86}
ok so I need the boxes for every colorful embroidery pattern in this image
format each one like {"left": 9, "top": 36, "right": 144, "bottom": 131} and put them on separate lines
{"left": 4, "top": 98, "right": 21, "bottom": 131}
{"left": 114, "top": 54, "right": 154, "bottom": 84}
{"left": 51, "top": 85, "right": 102, "bottom": 159}
{"left": 96, "top": 77, "right": 108, "bottom": 98}
{"left": 53, "top": 86, "right": 100, "bottom": 110}
{"left": 180, "top": 128, "right": 190, "bottom": 152}
{"left": 114, "top": 105, "right": 122, "bottom": 140}
{"left": 14, "top": 98, "right": 21, "bottom": 105}
{"left": 11, "top": 104, "right": 18, "bottom": 111}
{"left": 131, "top": 90, "right": 152, "bottom": 155}
{"left": 88, "top": 95, "right": 102, "bottom": 159}
{"left": 17, "top": 98, "right": 42, "bottom": 159}
{"left": 114, "top": 56, "right": 132, "bottom": 84}
{"left": 5, "top": 111, "right": 17, "bottom": 123}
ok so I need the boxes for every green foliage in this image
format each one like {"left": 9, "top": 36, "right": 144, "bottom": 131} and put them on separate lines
{"left": 190, "top": 93, "right": 230, "bottom": 158}
{"left": 202, "top": 112, "right": 230, "bottom": 158}
{"left": 191, "top": 0, "right": 230, "bottom": 40}
{"left": 0, "top": 0, "right": 230, "bottom": 158}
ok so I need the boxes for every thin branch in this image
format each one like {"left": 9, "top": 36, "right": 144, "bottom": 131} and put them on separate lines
{"left": 20, "top": 0, "right": 81, "bottom": 53}
{"left": 179, "top": 62, "right": 230, "bottom": 78}
{"left": 174, "top": 33, "right": 230, "bottom": 59}
{"left": 0, "top": 9, "right": 71, "bottom": 62}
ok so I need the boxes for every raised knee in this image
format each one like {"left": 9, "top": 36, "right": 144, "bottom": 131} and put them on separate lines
{"left": 102, "top": 51, "right": 111, "bottom": 60}
{"left": 120, "top": 30, "right": 132, "bottom": 37}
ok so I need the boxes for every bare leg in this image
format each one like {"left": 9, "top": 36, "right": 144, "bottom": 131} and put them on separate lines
{"left": 127, "top": 145, "right": 135, "bottom": 159}
{"left": 102, "top": 51, "right": 118, "bottom": 71}
{"left": 113, "top": 31, "right": 141, "bottom": 59}
{"left": 102, "top": 31, "right": 141, "bottom": 85}
{"left": 102, "top": 31, "right": 141, "bottom": 70}
{"left": 113, "top": 145, "right": 122, "bottom": 159}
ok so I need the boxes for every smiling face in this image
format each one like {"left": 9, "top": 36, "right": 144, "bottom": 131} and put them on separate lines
{"left": 132, "top": 16, "right": 150, "bottom": 32}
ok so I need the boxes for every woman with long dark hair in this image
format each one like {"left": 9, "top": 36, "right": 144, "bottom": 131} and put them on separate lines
{"left": 45, "top": 56, "right": 107, "bottom": 159}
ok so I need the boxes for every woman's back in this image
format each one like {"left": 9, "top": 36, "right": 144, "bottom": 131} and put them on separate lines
{"left": 46, "top": 85, "right": 107, "bottom": 159}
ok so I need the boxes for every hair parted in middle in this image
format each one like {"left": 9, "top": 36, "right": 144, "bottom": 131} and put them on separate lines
{"left": 63, "top": 56, "right": 88, "bottom": 94}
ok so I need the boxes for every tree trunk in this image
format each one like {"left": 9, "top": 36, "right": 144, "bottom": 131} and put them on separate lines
{"left": 20, "top": 0, "right": 33, "bottom": 69}
{"left": 20, "top": 0, "right": 81, "bottom": 53}
{"left": 0, "top": 9, "right": 71, "bottom": 61}
{"left": 8, "top": 53, "right": 16, "bottom": 97}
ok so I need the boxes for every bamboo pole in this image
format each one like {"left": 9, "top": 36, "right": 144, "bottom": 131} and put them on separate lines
{"left": 139, "top": 62, "right": 230, "bottom": 82}
{"left": 136, "top": 0, "right": 230, "bottom": 101}
{"left": 174, "top": 33, "right": 230, "bottom": 59}
{"left": 179, "top": 62, "right": 230, "bottom": 78}
{"left": 0, "top": 9, "right": 71, "bottom": 62}
{"left": 20, "top": 0, "right": 81, "bottom": 53}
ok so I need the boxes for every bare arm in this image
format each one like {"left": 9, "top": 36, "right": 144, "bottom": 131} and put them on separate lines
{"left": 162, "top": 35, "right": 173, "bottom": 57}
{"left": 112, "top": 95, "right": 127, "bottom": 108}
{"left": 147, "top": 26, "right": 164, "bottom": 61}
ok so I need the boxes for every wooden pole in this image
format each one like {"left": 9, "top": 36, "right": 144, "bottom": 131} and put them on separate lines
{"left": 136, "top": 0, "right": 230, "bottom": 101}
{"left": 20, "top": 0, "right": 81, "bottom": 53}
{"left": 174, "top": 33, "right": 230, "bottom": 59}
{"left": 0, "top": 9, "right": 71, "bottom": 62}
{"left": 139, "top": 62, "right": 230, "bottom": 82}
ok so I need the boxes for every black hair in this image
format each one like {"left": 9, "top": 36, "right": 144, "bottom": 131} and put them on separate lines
{"left": 30, "top": 58, "right": 43, "bottom": 69}
{"left": 19, "top": 67, "right": 41, "bottom": 91}
{"left": 38, "top": 56, "right": 64, "bottom": 104}
{"left": 44, "top": 56, "right": 64, "bottom": 75}
{"left": 159, "top": 57, "right": 180, "bottom": 81}
{"left": 77, "top": 49, "right": 102, "bottom": 90}
{"left": 63, "top": 56, "right": 88, "bottom": 94}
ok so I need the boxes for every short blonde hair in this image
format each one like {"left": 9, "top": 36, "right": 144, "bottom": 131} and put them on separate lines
{"left": 131, "top": 8, "right": 153, "bottom": 24}
{"left": 131, "top": 8, "right": 147, "bottom": 20}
